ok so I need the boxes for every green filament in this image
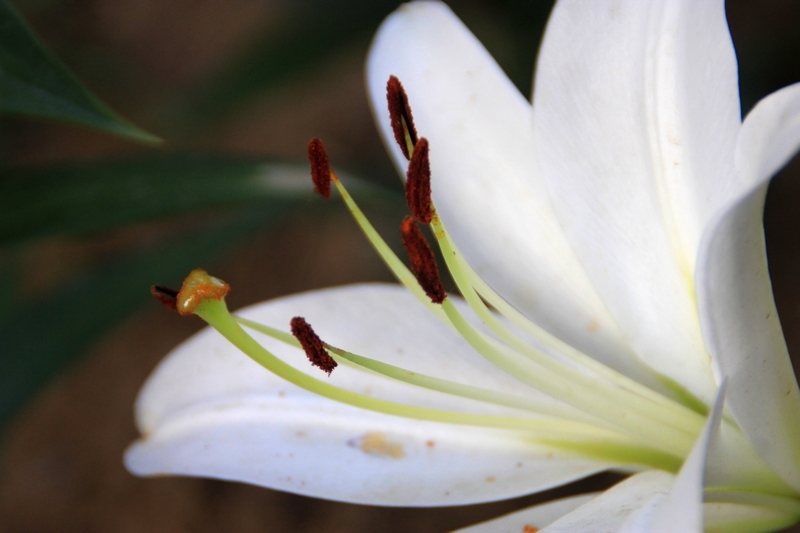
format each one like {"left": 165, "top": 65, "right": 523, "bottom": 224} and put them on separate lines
{"left": 237, "top": 316, "right": 597, "bottom": 424}
{"left": 330, "top": 175, "right": 448, "bottom": 323}
{"left": 326, "top": 173, "right": 699, "bottom": 456}
{"left": 439, "top": 297, "right": 695, "bottom": 457}
{"left": 429, "top": 215, "right": 704, "bottom": 436}
{"left": 196, "top": 297, "right": 680, "bottom": 461}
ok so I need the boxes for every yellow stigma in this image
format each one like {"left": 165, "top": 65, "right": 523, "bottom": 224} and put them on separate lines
{"left": 176, "top": 268, "right": 230, "bottom": 316}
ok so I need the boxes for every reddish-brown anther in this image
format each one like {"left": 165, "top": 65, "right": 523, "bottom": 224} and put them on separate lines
{"left": 406, "top": 137, "right": 433, "bottom": 224}
{"left": 401, "top": 216, "right": 446, "bottom": 304}
{"left": 307, "top": 138, "right": 332, "bottom": 199}
{"left": 290, "top": 316, "right": 338, "bottom": 375}
{"left": 151, "top": 285, "right": 179, "bottom": 312}
{"left": 386, "top": 75, "right": 418, "bottom": 160}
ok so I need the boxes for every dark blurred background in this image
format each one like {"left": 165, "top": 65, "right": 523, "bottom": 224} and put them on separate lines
{"left": 0, "top": 0, "right": 799, "bottom": 531}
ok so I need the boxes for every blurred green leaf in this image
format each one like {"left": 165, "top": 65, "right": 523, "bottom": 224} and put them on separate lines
{"left": 0, "top": 210, "right": 269, "bottom": 427}
{"left": 0, "top": 0, "right": 159, "bottom": 142}
{"left": 190, "top": 0, "right": 398, "bottom": 122}
{"left": 0, "top": 153, "right": 399, "bottom": 244}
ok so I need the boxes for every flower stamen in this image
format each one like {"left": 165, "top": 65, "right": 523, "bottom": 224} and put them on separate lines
{"left": 428, "top": 214, "right": 703, "bottom": 430}
{"left": 238, "top": 316, "right": 596, "bottom": 423}
{"left": 189, "top": 288, "right": 650, "bottom": 450}
{"left": 386, "top": 75, "right": 418, "bottom": 159}
{"left": 150, "top": 285, "right": 179, "bottom": 312}
{"left": 305, "top": 146, "right": 448, "bottom": 320}
{"left": 307, "top": 138, "right": 332, "bottom": 199}
{"left": 405, "top": 137, "right": 434, "bottom": 224}
{"left": 301, "top": 140, "right": 701, "bottom": 454}
{"left": 162, "top": 267, "right": 691, "bottom": 469}
{"left": 290, "top": 316, "right": 338, "bottom": 375}
{"left": 401, "top": 216, "right": 446, "bottom": 304}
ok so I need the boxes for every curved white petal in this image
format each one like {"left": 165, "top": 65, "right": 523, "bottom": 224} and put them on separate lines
{"left": 125, "top": 284, "right": 611, "bottom": 505}
{"left": 703, "top": 502, "right": 800, "bottom": 533}
{"left": 533, "top": 0, "right": 739, "bottom": 402}
{"left": 366, "top": 1, "right": 655, "bottom": 385}
{"left": 539, "top": 471, "right": 675, "bottom": 533}
{"left": 454, "top": 493, "right": 597, "bottom": 533}
{"left": 697, "top": 83, "right": 800, "bottom": 490}
{"left": 644, "top": 381, "right": 726, "bottom": 533}
{"left": 458, "top": 491, "right": 798, "bottom": 533}
{"left": 734, "top": 82, "right": 800, "bottom": 188}
{"left": 536, "top": 386, "right": 725, "bottom": 533}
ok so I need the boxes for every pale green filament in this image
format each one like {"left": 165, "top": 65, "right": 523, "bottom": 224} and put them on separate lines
{"left": 237, "top": 304, "right": 695, "bottom": 456}
{"left": 328, "top": 172, "right": 699, "bottom": 456}
{"left": 330, "top": 174, "right": 447, "bottom": 322}
{"left": 429, "top": 215, "right": 704, "bottom": 434}
{"left": 195, "top": 297, "right": 684, "bottom": 470}
{"left": 445, "top": 229, "right": 709, "bottom": 416}
{"left": 237, "top": 316, "right": 599, "bottom": 424}
{"left": 438, "top": 297, "right": 695, "bottom": 457}
{"left": 401, "top": 117, "right": 415, "bottom": 157}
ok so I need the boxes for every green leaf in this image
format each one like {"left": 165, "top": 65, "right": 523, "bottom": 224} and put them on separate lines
{"left": 0, "top": 210, "right": 270, "bottom": 427}
{"left": 0, "top": 153, "right": 400, "bottom": 244}
{"left": 0, "top": 0, "right": 159, "bottom": 142}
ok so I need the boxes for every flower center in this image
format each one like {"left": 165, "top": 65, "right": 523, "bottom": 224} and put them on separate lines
{"left": 150, "top": 76, "right": 800, "bottom": 509}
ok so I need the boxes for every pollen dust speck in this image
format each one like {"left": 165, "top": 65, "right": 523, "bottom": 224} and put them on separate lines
{"left": 350, "top": 432, "right": 405, "bottom": 459}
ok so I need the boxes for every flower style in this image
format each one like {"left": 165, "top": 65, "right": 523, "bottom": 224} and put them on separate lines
{"left": 125, "top": 1, "right": 800, "bottom": 531}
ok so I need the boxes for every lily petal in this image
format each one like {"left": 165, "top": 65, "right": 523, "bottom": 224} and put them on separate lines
{"left": 456, "top": 498, "right": 798, "bottom": 533}
{"left": 703, "top": 503, "right": 800, "bottom": 533}
{"left": 533, "top": 0, "right": 738, "bottom": 402}
{"left": 536, "top": 384, "right": 725, "bottom": 533}
{"left": 538, "top": 470, "right": 675, "bottom": 533}
{"left": 453, "top": 493, "right": 597, "bottom": 533}
{"left": 696, "top": 82, "right": 800, "bottom": 490}
{"left": 366, "top": 1, "right": 655, "bottom": 385}
{"left": 125, "top": 284, "right": 611, "bottom": 505}
{"left": 644, "top": 381, "right": 726, "bottom": 533}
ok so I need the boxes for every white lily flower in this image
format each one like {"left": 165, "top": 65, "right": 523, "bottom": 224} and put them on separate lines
{"left": 125, "top": 1, "right": 800, "bottom": 531}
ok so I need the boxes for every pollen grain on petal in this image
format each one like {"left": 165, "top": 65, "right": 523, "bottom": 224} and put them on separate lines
{"left": 150, "top": 285, "right": 178, "bottom": 312}
{"left": 290, "top": 316, "right": 338, "bottom": 375}
{"left": 406, "top": 137, "right": 433, "bottom": 224}
{"left": 401, "top": 216, "right": 446, "bottom": 304}
{"left": 348, "top": 432, "right": 405, "bottom": 459}
{"left": 386, "top": 75, "right": 418, "bottom": 160}
{"left": 307, "top": 138, "right": 332, "bottom": 199}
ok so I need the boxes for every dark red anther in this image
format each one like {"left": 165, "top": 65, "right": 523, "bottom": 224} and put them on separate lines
{"left": 406, "top": 137, "right": 433, "bottom": 224}
{"left": 386, "top": 75, "right": 418, "bottom": 160}
{"left": 151, "top": 285, "right": 178, "bottom": 312}
{"left": 290, "top": 316, "right": 338, "bottom": 375}
{"left": 307, "top": 138, "right": 332, "bottom": 199}
{"left": 400, "top": 216, "right": 446, "bottom": 304}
